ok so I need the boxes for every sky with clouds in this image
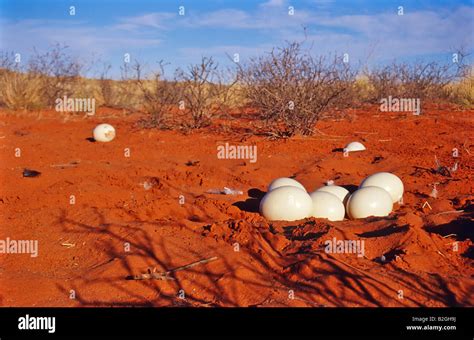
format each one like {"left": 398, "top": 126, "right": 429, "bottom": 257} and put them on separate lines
{"left": 0, "top": 0, "right": 473, "bottom": 77}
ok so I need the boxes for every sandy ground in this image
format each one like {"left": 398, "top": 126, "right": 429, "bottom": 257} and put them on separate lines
{"left": 0, "top": 105, "right": 472, "bottom": 307}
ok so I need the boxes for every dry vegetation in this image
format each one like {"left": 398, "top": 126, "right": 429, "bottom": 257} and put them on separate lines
{"left": 0, "top": 42, "right": 472, "bottom": 136}
{"left": 237, "top": 42, "right": 356, "bottom": 137}
{"left": 445, "top": 66, "right": 474, "bottom": 107}
{"left": 0, "top": 44, "right": 81, "bottom": 110}
{"left": 176, "top": 57, "right": 237, "bottom": 129}
{"left": 364, "top": 53, "right": 470, "bottom": 102}
{"left": 126, "top": 60, "right": 180, "bottom": 128}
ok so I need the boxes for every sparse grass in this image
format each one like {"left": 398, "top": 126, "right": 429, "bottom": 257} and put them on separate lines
{"left": 445, "top": 72, "right": 474, "bottom": 108}
{"left": 0, "top": 67, "right": 44, "bottom": 110}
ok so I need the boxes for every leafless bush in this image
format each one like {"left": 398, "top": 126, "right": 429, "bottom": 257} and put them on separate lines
{"left": 175, "top": 57, "right": 236, "bottom": 129}
{"left": 0, "top": 44, "right": 82, "bottom": 110}
{"left": 237, "top": 42, "right": 356, "bottom": 137}
{"left": 366, "top": 51, "right": 469, "bottom": 102}
{"left": 28, "top": 43, "right": 82, "bottom": 107}
{"left": 98, "top": 62, "right": 114, "bottom": 107}
{"left": 0, "top": 51, "right": 16, "bottom": 70}
{"left": 124, "top": 60, "right": 181, "bottom": 128}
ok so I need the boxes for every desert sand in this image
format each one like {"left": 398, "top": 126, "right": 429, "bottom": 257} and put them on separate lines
{"left": 0, "top": 104, "right": 472, "bottom": 307}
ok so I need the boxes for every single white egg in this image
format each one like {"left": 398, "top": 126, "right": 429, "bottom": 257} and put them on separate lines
{"left": 360, "top": 172, "right": 404, "bottom": 203}
{"left": 346, "top": 186, "right": 393, "bottom": 219}
{"left": 344, "top": 141, "right": 366, "bottom": 152}
{"left": 268, "top": 177, "right": 306, "bottom": 192}
{"left": 315, "top": 185, "right": 350, "bottom": 205}
{"left": 259, "top": 186, "right": 312, "bottom": 221}
{"left": 93, "top": 123, "right": 116, "bottom": 142}
{"left": 309, "top": 191, "right": 345, "bottom": 221}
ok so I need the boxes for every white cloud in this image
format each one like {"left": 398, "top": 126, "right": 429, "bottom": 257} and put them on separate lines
{"left": 178, "top": 44, "right": 275, "bottom": 61}
{"left": 0, "top": 18, "right": 162, "bottom": 60}
{"left": 260, "top": 0, "right": 287, "bottom": 8}
{"left": 113, "top": 12, "right": 176, "bottom": 30}
{"left": 0, "top": 4, "right": 472, "bottom": 72}
{"left": 188, "top": 9, "right": 252, "bottom": 28}
{"left": 183, "top": 6, "right": 311, "bottom": 30}
{"left": 304, "top": 6, "right": 474, "bottom": 60}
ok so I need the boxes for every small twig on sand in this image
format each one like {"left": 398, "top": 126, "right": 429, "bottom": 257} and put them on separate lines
{"left": 413, "top": 165, "right": 433, "bottom": 172}
{"left": 442, "top": 234, "right": 457, "bottom": 238}
{"left": 50, "top": 161, "right": 80, "bottom": 168}
{"left": 434, "top": 210, "right": 464, "bottom": 216}
{"left": 463, "top": 140, "right": 471, "bottom": 155}
{"left": 127, "top": 256, "right": 219, "bottom": 280}
{"left": 436, "top": 250, "right": 448, "bottom": 259}
{"left": 354, "top": 131, "right": 378, "bottom": 135}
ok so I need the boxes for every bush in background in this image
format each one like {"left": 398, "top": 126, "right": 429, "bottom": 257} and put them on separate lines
{"left": 0, "top": 41, "right": 472, "bottom": 133}
{"left": 0, "top": 56, "right": 43, "bottom": 110}
{"left": 175, "top": 57, "right": 237, "bottom": 129}
{"left": 445, "top": 67, "right": 473, "bottom": 107}
{"left": 364, "top": 53, "right": 470, "bottom": 102}
{"left": 237, "top": 42, "right": 356, "bottom": 137}
{"left": 0, "top": 44, "right": 82, "bottom": 110}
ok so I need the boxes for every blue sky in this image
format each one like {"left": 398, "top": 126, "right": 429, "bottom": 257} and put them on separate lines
{"left": 0, "top": 0, "right": 473, "bottom": 78}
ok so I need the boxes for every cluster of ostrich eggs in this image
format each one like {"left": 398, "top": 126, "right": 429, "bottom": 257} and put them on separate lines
{"left": 93, "top": 123, "right": 116, "bottom": 142}
{"left": 259, "top": 173, "right": 403, "bottom": 221}
{"left": 259, "top": 178, "right": 347, "bottom": 222}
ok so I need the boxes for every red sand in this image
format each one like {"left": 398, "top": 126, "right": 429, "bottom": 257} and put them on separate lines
{"left": 0, "top": 105, "right": 472, "bottom": 307}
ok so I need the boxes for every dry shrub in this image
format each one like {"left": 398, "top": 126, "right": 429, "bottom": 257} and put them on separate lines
{"left": 176, "top": 57, "right": 236, "bottom": 129}
{"left": 237, "top": 42, "right": 356, "bottom": 137}
{"left": 0, "top": 61, "right": 44, "bottom": 110}
{"left": 122, "top": 60, "right": 181, "bottom": 128}
{"left": 445, "top": 68, "right": 474, "bottom": 107}
{"left": 28, "top": 43, "right": 82, "bottom": 107}
{"left": 0, "top": 44, "right": 82, "bottom": 110}
{"left": 115, "top": 72, "right": 143, "bottom": 111}
{"left": 0, "top": 52, "right": 43, "bottom": 110}
{"left": 94, "top": 62, "right": 139, "bottom": 112}
{"left": 98, "top": 63, "right": 114, "bottom": 107}
{"left": 0, "top": 72, "right": 44, "bottom": 110}
{"left": 365, "top": 53, "right": 469, "bottom": 102}
{"left": 352, "top": 75, "right": 376, "bottom": 105}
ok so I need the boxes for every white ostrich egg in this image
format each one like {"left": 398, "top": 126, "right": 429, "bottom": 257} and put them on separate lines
{"left": 309, "top": 191, "right": 345, "bottom": 221}
{"left": 360, "top": 172, "right": 404, "bottom": 203}
{"left": 259, "top": 186, "right": 312, "bottom": 221}
{"left": 93, "top": 123, "right": 116, "bottom": 142}
{"left": 268, "top": 177, "right": 306, "bottom": 192}
{"left": 344, "top": 141, "right": 366, "bottom": 152}
{"left": 346, "top": 186, "right": 393, "bottom": 219}
{"left": 315, "top": 185, "right": 350, "bottom": 204}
